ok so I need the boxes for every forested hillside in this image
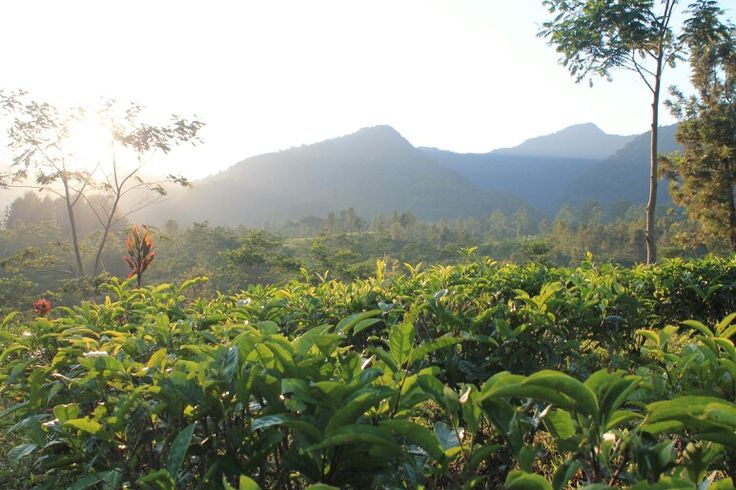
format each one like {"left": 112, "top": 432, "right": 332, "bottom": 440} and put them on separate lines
{"left": 141, "top": 123, "right": 676, "bottom": 225}
{"left": 145, "top": 126, "right": 529, "bottom": 226}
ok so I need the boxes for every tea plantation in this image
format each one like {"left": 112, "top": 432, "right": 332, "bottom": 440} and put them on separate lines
{"left": 4, "top": 256, "right": 736, "bottom": 488}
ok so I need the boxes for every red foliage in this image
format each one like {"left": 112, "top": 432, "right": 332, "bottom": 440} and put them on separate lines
{"left": 33, "top": 298, "right": 52, "bottom": 317}
{"left": 124, "top": 225, "right": 155, "bottom": 287}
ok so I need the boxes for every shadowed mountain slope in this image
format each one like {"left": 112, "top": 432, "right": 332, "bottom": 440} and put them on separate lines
{"left": 146, "top": 126, "right": 530, "bottom": 226}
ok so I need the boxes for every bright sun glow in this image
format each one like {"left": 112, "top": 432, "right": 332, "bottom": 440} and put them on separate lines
{"left": 63, "top": 118, "right": 114, "bottom": 174}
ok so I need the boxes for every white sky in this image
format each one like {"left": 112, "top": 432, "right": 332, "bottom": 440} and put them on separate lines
{"left": 2, "top": 0, "right": 735, "bottom": 179}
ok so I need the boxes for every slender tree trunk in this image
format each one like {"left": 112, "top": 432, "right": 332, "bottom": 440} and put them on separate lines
{"left": 93, "top": 192, "right": 122, "bottom": 275}
{"left": 645, "top": 52, "right": 664, "bottom": 265}
{"left": 62, "top": 178, "right": 85, "bottom": 276}
{"left": 729, "top": 185, "right": 736, "bottom": 251}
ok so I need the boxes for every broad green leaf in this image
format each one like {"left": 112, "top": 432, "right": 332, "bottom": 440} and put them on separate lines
{"left": 353, "top": 318, "right": 382, "bottom": 335}
{"left": 434, "top": 421, "right": 462, "bottom": 451}
{"left": 683, "top": 319, "right": 714, "bottom": 338}
{"left": 251, "top": 414, "right": 321, "bottom": 441}
{"left": 325, "top": 388, "right": 393, "bottom": 433}
{"left": 167, "top": 423, "right": 195, "bottom": 478}
{"left": 469, "top": 443, "right": 502, "bottom": 472}
{"left": 64, "top": 417, "right": 102, "bottom": 436}
{"left": 68, "top": 474, "right": 104, "bottom": 490}
{"left": 552, "top": 460, "right": 582, "bottom": 490}
{"left": 505, "top": 470, "right": 553, "bottom": 490}
{"left": 336, "top": 310, "right": 381, "bottom": 334}
{"left": 146, "top": 348, "right": 168, "bottom": 369}
{"left": 7, "top": 443, "right": 37, "bottom": 465}
{"left": 518, "top": 444, "right": 536, "bottom": 472}
{"left": 379, "top": 419, "right": 446, "bottom": 461}
{"left": 630, "top": 477, "right": 694, "bottom": 489}
{"left": 409, "top": 335, "right": 462, "bottom": 363}
{"left": 101, "top": 469, "right": 124, "bottom": 490}
{"left": 233, "top": 475, "right": 261, "bottom": 490}
{"left": 137, "top": 469, "right": 175, "bottom": 489}
{"left": 709, "top": 478, "right": 735, "bottom": 490}
{"left": 717, "top": 313, "right": 736, "bottom": 336}
{"left": 308, "top": 424, "right": 400, "bottom": 451}
{"left": 543, "top": 408, "right": 575, "bottom": 440}
{"left": 389, "top": 323, "right": 415, "bottom": 367}
{"left": 54, "top": 403, "right": 79, "bottom": 423}
{"left": 292, "top": 325, "right": 332, "bottom": 356}
{"left": 525, "top": 371, "right": 598, "bottom": 418}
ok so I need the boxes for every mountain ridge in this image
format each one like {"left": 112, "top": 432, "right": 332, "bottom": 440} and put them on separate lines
{"left": 139, "top": 122, "right": 679, "bottom": 226}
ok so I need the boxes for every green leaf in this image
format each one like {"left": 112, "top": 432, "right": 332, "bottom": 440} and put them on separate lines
{"left": 251, "top": 414, "right": 321, "bottom": 441}
{"left": 325, "top": 388, "right": 393, "bottom": 433}
{"left": 717, "top": 313, "right": 736, "bottom": 336}
{"left": 683, "top": 319, "right": 714, "bottom": 338}
{"left": 222, "top": 346, "right": 239, "bottom": 379}
{"left": 167, "top": 423, "right": 195, "bottom": 478}
{"left": 54, "top": 403, "right": 79, "bottom": 423}
{"left": 525, "top": 370, "right": 598, "bottom": 418}
{"left": 305, "top": 485, "right": 340, "bottom": 490}
{"left": 146, "top": 348, "right": 168, "bottom": 369}
{"left": 543, "top": 408, "right": 575, "bottom": 440}
{"left": 630, "top": 477, "right": 693, "bottom": 489}
{"left": 236, "top": 475, "right": 262, "bottom": 490}
{"left": 379, "top": 419, "right": 446, "bottom": 461}
{"left": 505, "top": 470, "right": 553, "bottom": 490}
{"left": 389, "top": 323, "right": 415, "bottom": 367}
{"left": 552, "top": 460, "right": 582, "bottom": 490}
{"left": 518, "top": 444, "right": 536, "bottom": 472}
{"left": 137, "top": 469, "right": 175, "bottom": 489}
{"left": 434, "top": 421, "right": 461, "bottom": 451}
{"left": 308, "top": 424, "right": 400, "bottom": 451}
{"left": 7, "top": 443, "right": 37, "bottom": 466}
{"left": 409, "top": 335, "right": 462, "bottom": 363}
{"left": 468, "top": 443, "right": 502, "bottom": 472}
{"left": 68, "top": 474, "right": 104, "bottom": 490}
{"left": 64, "top": 417, "right": 102, "bottom": 436}
{"left": 353, "top": 318, "right": 382, "bottom": 335}
{"left": 335, "top": 310, "right": 381, "bottom": 334}
{"left": 101, "top": 469, "right": 124, "bottom": 490}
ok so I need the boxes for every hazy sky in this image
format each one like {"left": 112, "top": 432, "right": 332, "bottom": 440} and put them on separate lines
{"left": 2, "top": 0, "right": 735, "bottom": 179}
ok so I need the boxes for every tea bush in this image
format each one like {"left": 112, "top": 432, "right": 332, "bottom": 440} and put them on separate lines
{"left": 3, "top": 256, "right": 736, "bottom": 488}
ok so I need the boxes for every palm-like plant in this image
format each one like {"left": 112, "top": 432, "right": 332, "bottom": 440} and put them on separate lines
{"left": 124, "top": 225, "right": 155, "bottom": 287}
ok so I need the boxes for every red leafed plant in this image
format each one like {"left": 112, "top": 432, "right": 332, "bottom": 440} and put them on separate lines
{"left": 124, "top": 225, "right": 155, "bottom": 288}
{"left": 33, "top": 298, "right": 52, "bottom": 317}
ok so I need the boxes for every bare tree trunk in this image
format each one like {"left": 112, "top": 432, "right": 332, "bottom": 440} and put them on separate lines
{"left": 645, "top": 51, "right": 664, "bottom": 265}
{"left": 62, "top": 178, "right": 85, "bottom": 276}
{"left": 93, "top": 193, "right": 122, "bottom": 275}
{"left": 729, "top": 185, "right": 736, "bottom": 252}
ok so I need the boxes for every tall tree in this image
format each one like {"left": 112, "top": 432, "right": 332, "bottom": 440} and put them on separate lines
{"left": 0, "top": 90, "right": 203, "bottom": 276}
{"left": 539, "top": 0, "right": 681, "bottom": 263}
{"left": 660, "top": 1, "right": 736, "bottom": 249}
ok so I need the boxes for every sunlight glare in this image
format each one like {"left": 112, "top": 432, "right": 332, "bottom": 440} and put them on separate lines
{"left": 64, "top": 117, "right": 113, "bottom": 175}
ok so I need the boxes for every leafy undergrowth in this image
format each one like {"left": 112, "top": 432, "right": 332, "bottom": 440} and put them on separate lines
{"left": 3, "top": 257, "right": 736, "bottom": 488}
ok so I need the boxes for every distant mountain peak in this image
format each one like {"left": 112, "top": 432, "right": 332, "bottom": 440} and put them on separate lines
{"left": 559, "top": 122, "right": 604, "bottom": 133}
{"left": 354, "top": 124, "right": 402, "bottom": 136}
{"left": 495, "top": 122, "right": 634, "bottom": 160}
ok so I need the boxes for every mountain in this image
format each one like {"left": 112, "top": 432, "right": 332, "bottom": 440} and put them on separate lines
{"left": 145, "top": 125, "right": 530, "bottom": 226}
{"left": 423, "top": 124, "right": 679, "bottom": 216}
{"left": 560, "top": 125, "right": 680, "bottom": 209}
{"left": 422, "top": 123, "right": 633, "bottom": 214}
{"left": 495, "top": 123, "right": 635, "bottom": 160}
{"left": 421, "top": 149, "right": 599, "bottom": 214}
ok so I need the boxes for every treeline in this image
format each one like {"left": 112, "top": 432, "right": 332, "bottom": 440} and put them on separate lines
{"left": 0, "top": 190, "right": 725, "bottom": 312}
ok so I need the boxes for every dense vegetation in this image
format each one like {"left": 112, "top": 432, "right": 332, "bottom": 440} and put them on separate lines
{"left": 1, "top": 186, "right": 721, "bottom": 314}
{"left": 4, "top": 256, "right": 736, "bottom": 488}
